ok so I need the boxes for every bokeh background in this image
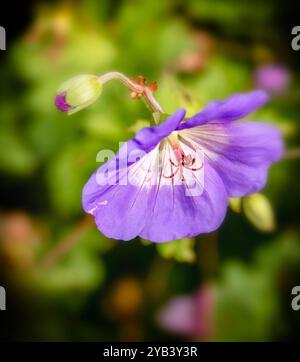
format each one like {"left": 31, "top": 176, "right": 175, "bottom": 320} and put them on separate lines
{"left": 0, "top": 0, "right": 300, "bottom": 341}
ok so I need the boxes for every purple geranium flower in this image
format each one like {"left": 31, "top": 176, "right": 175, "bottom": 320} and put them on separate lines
{"left": 82, "top": 90, "right": 283, "bottom": 242}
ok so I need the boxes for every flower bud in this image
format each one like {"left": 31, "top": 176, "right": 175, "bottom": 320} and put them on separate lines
{"left": 243, "top": 193, "right": 276, "bottom": 232}
{"left": 55, "top": 74, "right": 102, "bottom": 115}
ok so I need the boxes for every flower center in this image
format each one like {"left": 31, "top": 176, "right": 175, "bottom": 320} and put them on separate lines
{"left": 163, "top": 134, "right": 203, "bottom": 180}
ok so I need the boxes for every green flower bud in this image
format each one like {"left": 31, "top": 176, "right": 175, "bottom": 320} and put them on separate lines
{"left": 243, "top": 193, "right": 276, "bottom": 232}
{"left": 55, "top": 74, "right": 102, "bottom": 115}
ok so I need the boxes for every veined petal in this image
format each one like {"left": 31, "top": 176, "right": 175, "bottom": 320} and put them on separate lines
{"left": 83, "top": 109, "right": 186, "bottom": 210}
{"left": 140, "top": 162, "right": 227, "bottom": 242}
{"left": 179, "top": 121, "right": 284, "bottom": 197}
{"left": 177, "top": 90, "right": 269, "bottom": 130}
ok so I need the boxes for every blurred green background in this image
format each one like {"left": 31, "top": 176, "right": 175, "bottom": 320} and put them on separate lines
{"left": 0, "top": 0, "right": 300, "bottom": 341}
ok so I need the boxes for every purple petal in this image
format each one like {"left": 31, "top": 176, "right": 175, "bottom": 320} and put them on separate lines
{"left": 177, "top": 90, "right": 269, "bottom": 130}
{"left": 55, "top": 93, "right": 73, "bottom": 112}
{"left": 179, "top": 121, "right": 284, "bottom": 197}
{"left": 82, "top": 152, "right": 151, "bottom": 240}
{"left": 133, "top": 109, "right": 186, "bottom": 153}
{"left": 139, "top": 163, "right": 227, "bottom": 242}
{"left": 88, "top": 185, "right": 153, "bottom": 240}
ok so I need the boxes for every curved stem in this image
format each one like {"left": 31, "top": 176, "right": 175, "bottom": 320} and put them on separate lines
{"left": 98, "top": 71, "right": 164, "bottom": 114}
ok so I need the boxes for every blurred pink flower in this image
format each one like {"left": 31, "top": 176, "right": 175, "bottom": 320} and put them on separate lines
{"left": 157, "top": 285, "right": 216, "bottom": 340}
{"left": 254, "top": 64, "right": 290, "bottom": 95}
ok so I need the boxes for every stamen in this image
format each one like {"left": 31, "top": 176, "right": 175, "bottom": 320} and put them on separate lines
{"left": 184, "top": 164, "right": 204, "bottom": 172}
{"left": 170, "top": 159, "right": 178, "bottom": 167}
{"left": 163, "top": 168, "right": 179, "bottom": 179}
{"left": 162, "top": 151, "right": 204, "bottom": 180}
